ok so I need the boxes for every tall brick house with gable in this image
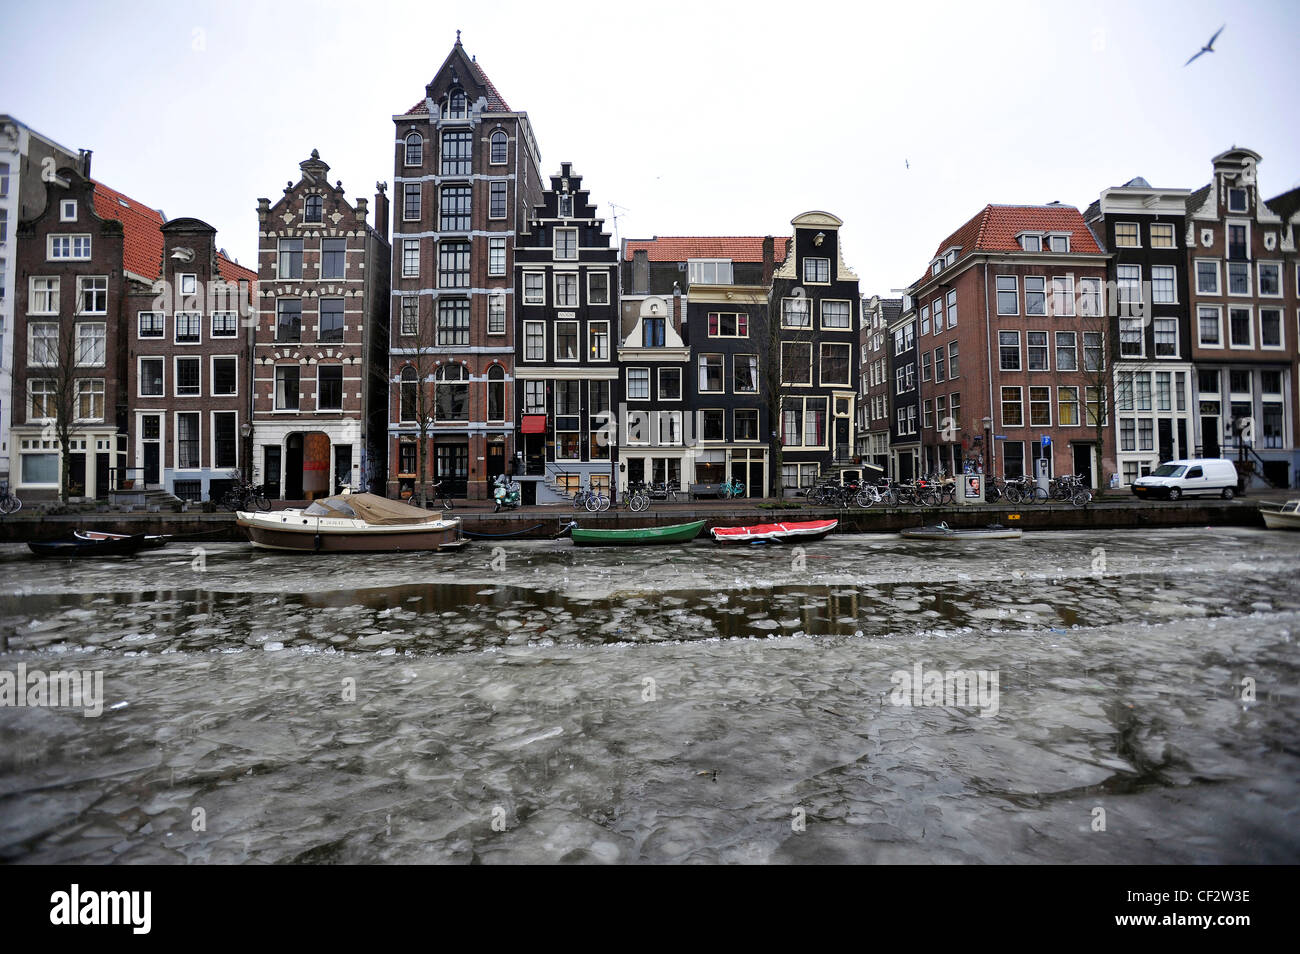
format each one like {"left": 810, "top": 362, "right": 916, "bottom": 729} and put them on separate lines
{"left": 906, "top": 204, "right": 1113, "bottom": 485}
{"left": 254, "top": 150, "right": 390, "bottom": 501}
{"left": 126, "top": 215, "right": 256, "bottom": 503}
{"left": 1185, "top": 147, "right": 1297, "bottom": 489}
{"left": 388, "top": 36, "right": 542, "bottom": 501}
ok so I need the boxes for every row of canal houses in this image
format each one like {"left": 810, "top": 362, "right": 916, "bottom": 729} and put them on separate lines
{"left": 3, "top": 38, "right": 1299, "bottom": 504}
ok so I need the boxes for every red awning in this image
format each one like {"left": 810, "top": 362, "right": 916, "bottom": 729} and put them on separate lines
{"left": 521, "top": 415, "right": 547, "bottom": 434}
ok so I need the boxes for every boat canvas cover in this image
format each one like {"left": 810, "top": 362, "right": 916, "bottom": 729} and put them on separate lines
{"left": 306, "top": 493, "right": 441, "bottom": 526}
{"left": 712, "top": 519, "right": 837, "bottom": 541}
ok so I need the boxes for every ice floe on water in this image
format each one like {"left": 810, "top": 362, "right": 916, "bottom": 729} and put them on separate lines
{"left": 0, "top": 527, "right": 1297, "bottom": 863}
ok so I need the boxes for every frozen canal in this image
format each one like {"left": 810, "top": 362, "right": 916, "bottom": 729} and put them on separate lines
{"left": 1, "top": 527, "right": 1297, "bottom": 863}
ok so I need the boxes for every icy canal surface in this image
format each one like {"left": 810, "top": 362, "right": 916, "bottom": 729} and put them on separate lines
{"left": 1, "top": 527, "right": 1297, "bottom": 863}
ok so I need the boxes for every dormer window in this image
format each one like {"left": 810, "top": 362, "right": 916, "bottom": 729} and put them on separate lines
{"left": 1228, "top": 187, "right": 1248, "bottom": 213}
{"left": 60, "top": 199, "right": 77, "bottom": 222}
{"left": 305, "top": 195, "right": 323, "bottom": 223}
{"left": 945, "top": 250, "right": 957, "bottom": 267}
{"left": 1019, "top": 234, "right": 1042, "bottom": 252}
{"left": 447, "top": 89, "right": 467, "bottom": 120}
{"left": 931, "top": 261, "right": 942, "bottom": 276}
{"left": 1048, "top": 234, "right": 1069, "bottom": 253}
{"left": 558, "top": 194, "right": 573, "bottom": 218}
{"left": 688, "top": 259, "right": 733, "bottom": 285}
{"left": 404, "top": 132, "right": 423, "bottom": 166}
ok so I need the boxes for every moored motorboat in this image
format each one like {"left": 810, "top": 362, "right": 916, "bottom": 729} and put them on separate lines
{"left": 236, "top": 492, "right": 463, "bottom": 552}
{"left": 711, "top": 519, "right": 838, "bottom": 544}
{"left": 29, "top": 530, "right": 168, "bottom": 558}
{"left": 569, "top": 519, "right": 706, "bottom": 547}
{"left": 899, "top": 522, "right": 1022, "bottom": 541}
{"left": 1259, "top": 500, "right": 1300, "bottom": 530}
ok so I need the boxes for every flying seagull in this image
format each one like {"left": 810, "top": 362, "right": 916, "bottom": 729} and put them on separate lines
{"left": 1184, "top": 24, "right": 1224, "bottom": 66}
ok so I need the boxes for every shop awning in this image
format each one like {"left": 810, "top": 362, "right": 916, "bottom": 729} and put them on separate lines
{"left": 521, "top": 415, "right": 547, "bottom": 434}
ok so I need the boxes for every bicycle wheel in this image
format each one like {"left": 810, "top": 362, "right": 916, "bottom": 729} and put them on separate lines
{"left": 598, "top": 494, "right": 611, "bottom": 512}
{"left": 854, "top": 491, "right": 874, "bottom": 509}
{"left": 255, "top": 492, "right": 271, "bottom": 511}
{"left": 1072, "top": 490, "right": 1092, "bottom": 506}
{"left": 0, "top": 496, "right": 16, "bottom": 515}
{"left": 442, "top": 497, "right": 454, "bottom": 511}
{"left": 1032, "top": 486, "right": 1050, "bottom": 503}
{"left": 584, "top": 495, "right": 600, "bottom": 513}
{"left": 1004, "top": 486, "right": 1022, "bottom": 505}
{"left": 630, "top": 494, "right": 649, "bottom": 513}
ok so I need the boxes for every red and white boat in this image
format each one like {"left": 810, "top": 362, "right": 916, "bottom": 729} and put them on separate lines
{"left": 710, "top": 519, "right": 838, "bottom": 544}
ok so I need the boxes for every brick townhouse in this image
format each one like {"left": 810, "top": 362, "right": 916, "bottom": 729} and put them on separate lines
{"left": 254, "top": 149, "right": 390, "bottom": 501}
{"left": 126, "top": 213, "right": 256, "bottom": 503}
{"left": 858, "top": 294, "right": 900, "bottom": 473}
{"left": 906, "top": 204, "right": 1113, "bottom": 485}
{"left": 389, "top": 36, "right": 542, "bottom": 501}
{"left": 1185, "top": 147, "right": 1298, "bottom": 489}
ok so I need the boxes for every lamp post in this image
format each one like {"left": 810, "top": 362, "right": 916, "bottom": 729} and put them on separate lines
{"left": 981, "top": 416, "right": 993, "bottom": 477}
{"left": 240, "top": 421, "right": 254, "bottom": 483}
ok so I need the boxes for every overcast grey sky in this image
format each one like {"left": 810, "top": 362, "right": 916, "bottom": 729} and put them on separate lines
{"left": 3, "top": 0, "right": 1297, "bottom": 292}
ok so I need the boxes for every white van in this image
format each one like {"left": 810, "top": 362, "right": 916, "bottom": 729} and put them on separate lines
{"left": 1131, "top": 458, "right": 1239, "bottom": 500}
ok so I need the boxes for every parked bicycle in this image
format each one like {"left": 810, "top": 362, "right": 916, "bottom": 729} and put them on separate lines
{"left": 0, "top": 482, "right": 21, "bottom": 515}
{"left": 624, "top": 482, "right": 651, "bottom": 512}
{"left": 572, "top": 483, "right": 610, "bottom": 512}
{"left": 218, "top": 470, "right": 270, "bottom": 511}
{"left": 719, "top": 477, "right": 746, "bottom": 500}
{"left": 853, "top": 482, "right": 892, "bottom": 509}
{"left": 1002, "top": 475, "right": 1048, "bottom": 505}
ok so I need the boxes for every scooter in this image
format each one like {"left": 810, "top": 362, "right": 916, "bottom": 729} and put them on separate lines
{"left": 493, "top": 480, "right": 521, "bottom": 512}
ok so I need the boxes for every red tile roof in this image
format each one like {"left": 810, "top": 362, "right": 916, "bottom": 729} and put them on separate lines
{"left": 914, "top": 204, "right": 1102, "bottom": 288}
{"left": 217, "top": 254, "right": 257, "bottom": 287}
{"left": 623, "top": 236, "right": 790, "bottom": 264}
{"left": 91, "top": 179, "right": 165, "bottom": 280}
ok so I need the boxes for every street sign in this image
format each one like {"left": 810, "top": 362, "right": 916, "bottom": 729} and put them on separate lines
{"left": 994, "top": 435, "right": 1007, "bottom": 440}
{"left": 1041, "top": 435, "right": 1051, "bottom": 448}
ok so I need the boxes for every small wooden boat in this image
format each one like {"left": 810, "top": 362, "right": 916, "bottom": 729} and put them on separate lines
{"left": 237, "top": 492, "right": 463, "bottom": 552}
{"left": 569, "top": 519, "right": 706, "bottom": 547}
{"left": 711, "top": 519, "right": 838, "bottom": 544}
{"left": 1260, "top": 500, "right": 1300, "bottom": 530}
{"left": 29, "top": 530, "right": 168, "bottom": 558}
{"left": 899, "top": 522, "right": 1022, "bottom": 541}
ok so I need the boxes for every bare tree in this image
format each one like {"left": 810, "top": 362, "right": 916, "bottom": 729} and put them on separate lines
{"left": 398, "top": 297, "right": 440, "bottom": 506}
{"left": 34, "top": 319, "right": 81, "bottom": 503}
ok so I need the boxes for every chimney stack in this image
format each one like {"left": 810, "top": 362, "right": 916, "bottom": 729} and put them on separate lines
{"left": 79, "top": 148, "right": 93, "bottom": 178}
{"left": 761, "top": 235, "right": 774, "bottom": 285}
{"left": 373, "top": 183, "right": 390, "bottom": 243}
{"left": 633, "top": 248, "right": 649, "bottom": 295}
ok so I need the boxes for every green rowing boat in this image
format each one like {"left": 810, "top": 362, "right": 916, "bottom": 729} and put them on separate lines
{"left": 569, "top": 519, "right": 707, "bottom": 546}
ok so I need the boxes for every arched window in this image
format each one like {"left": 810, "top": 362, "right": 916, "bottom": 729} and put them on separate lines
{"left": 404, "top": 132, "right": 423, "bottom": 166}
{"left": 447, "top": 89, "right": 467, "bottom": 120}
{"left": 305, "top": 195, "right": 323, "bottom": 223}
{"left": 490, "top": 130, "right": 508, "bottom": 164}
{"left": 399, "top": 366, "right": 418, "bottom": 422}
{"left": 434, "top": 364, "right": 469, "bottom": 421}
{"left": 487, "top": 364, "right": 505, "bottom": 423}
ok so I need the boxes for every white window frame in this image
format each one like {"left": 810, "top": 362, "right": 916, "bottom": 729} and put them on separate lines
{"left": 588, "top": 320, "right": 609, "bottom": 361}
{"left": 211, "top": 355, "right": 239, "bottom": 398}
{"left": 487, "top": 293, "right": 506, "bottom": 336}
{"left": 210, "top": 311, "right": 238, "bottom": 338}
{"left": 1018, "top": 233, "right": 1042, "bottom": 252}
{"left": 1258, "top": 307, "right": 1285, "bottom": 351}
{"left": 76, "top": 275, "right": 108, "bottom": 315}
{"left": 554, "top": 228, "right": 578, "bottom": 261}
{"left": 1149, "top": 222, "right": 1175, "bottom": 248}
{"left": 403, "top": 182, "right": 421, "bottom": 222}
{"left": 404, "top": 132, "right": 423, "bottom": 167}
{"left": 1227, "top": 305, "right": 1253, "bottom": 350}
{"left": 626, "top": 367, "right": 651, "bottom": 402}
{"left": 587, "top": 270, "right": 610, "bottom": 305}
{"left": 60, "top": 199, "right": 77, "bottom": 221}
{"left": 1227, "top": 187, "right": 1248, "bottom": 213}
{"left": 402, "top": 239, "right": 420, "bottom": 278}
{"left": 1226, "top": 260, "right": 1252, "bottom": 298}
{"left": 1152, "top": 317, "right": 1179, "bottom": 358}
{"left": 211, "top": 410, "right": 240, "bottom": 470}
{"left": 820, "top": 299, "right": 851, "bottom": 331}
{"left": 1197, "top": 306, "right": 1223, "bottom": 349}
{"left": 554, "top": 320, "right": 580, "bottom": 362}
{"left": 48, "top": 234, "right": 91, "bottom": 261}
{"left": 1000, "top": 386, "right": 1024, "bottom": 428}
{"left": 781, "top": 297, "right": 811, "bottom": 329}
{"left": 74, "top": 378, "right": 106, "bottom": 423}
{"left": 489, "top": 130, "right": 508, "bottom": 166}
{"left": 138, "top": 310, "right": 164, "bottom": 338}
{"left": 29, "top": 276, "right": 60, "bottom": 315}
{"left": 75, "top": 321, "right": 106, "bottom": 367}
{"left": 657, "top": 367, "right": 681, "bottom": 402}
{"left": 523, "top": 320, "right": 546, "bottom": 361}
{"left": 1024, "top": 276, "right": 1047, "bottom": 316}
{"left": 1194, "top": 259, "right": 1221, "bottom": 296}
{"left": 489, "top": 181, "right": 508, "bottom": 221}
{"left": 174, "top": 355, "right": 201, "bottom": 398}
{"left": 1257, "top": 261, "right": 1283, "bottom": 298}
{"left": 488, "top": 237, "right": 506, "bottom": 277}
{"left": 995, "top": 275, "right": 1019, "bottom": 315}
{"left": 780, "top": 341, "right": 813, "bottom": 386}
{"left": 523, "top": 271, "right": 545, "bottom": 305}
{"left": 174, "top": 411, "right": 202, "bottom": 471}
{"left": 698, "top": 353, "right": 725, "bottom": 394}
{"left": 174, "top": 310, "right": 203, "bottom": 345}
{"left": 137, "top": 356, "right": 166, "bottom": 398}
{"left": 1114, "top": 222, "right": 1140, "bottom": 248}
{"left": 803, "top": 257, "right": 830, "bottom": 284}
{"left": 554, "top": 271, "right": 579, "bottom": 309}
{"left": 819, "top": 342, "right": 851, "bottom": 387}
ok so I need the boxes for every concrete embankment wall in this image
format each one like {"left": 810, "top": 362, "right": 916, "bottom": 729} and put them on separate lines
{"left": 0, "top": 499, "right": 1270, "bottom": 544}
